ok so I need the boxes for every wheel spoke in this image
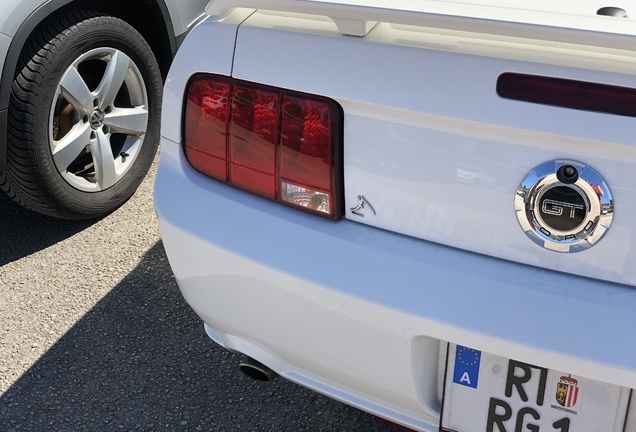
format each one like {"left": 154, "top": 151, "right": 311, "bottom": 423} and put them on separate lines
{"left": 103, "top": 107, "right": 148, "bottom": 136}
{"left": 95, "top": 50, "right": 131, "bottom": 109}
{"left": 59, "top": 67, "right": 93, "bottom": 115}
{"left": 52, "top": 123, "right": 92, "bottom": 171}
{"left": 91, "top": 129, "right": 118, "bottom": 190}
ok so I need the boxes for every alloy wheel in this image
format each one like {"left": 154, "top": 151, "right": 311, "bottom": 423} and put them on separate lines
{"left": 49, "top": 47, "right": 149, "bottom": 192}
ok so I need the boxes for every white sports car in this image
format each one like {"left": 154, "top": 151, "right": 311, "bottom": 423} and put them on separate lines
{"left": 155, "top": 1, "right": 636, "bottom": 431}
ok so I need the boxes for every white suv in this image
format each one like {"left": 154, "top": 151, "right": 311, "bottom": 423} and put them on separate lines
{"left": 0, "top": 0, "right": 208, "bottom": 219}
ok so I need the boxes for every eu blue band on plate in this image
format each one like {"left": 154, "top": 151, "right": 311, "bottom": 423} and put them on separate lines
{"left": 453, "top": 345, "right": 481, "bottom": 389}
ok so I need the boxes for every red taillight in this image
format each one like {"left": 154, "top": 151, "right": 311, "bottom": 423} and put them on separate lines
{"left": 184, "top": 75, "right": 342, "bottom": 219}
{"left": 497, "top": 73, "right": 636, "bottom": 118}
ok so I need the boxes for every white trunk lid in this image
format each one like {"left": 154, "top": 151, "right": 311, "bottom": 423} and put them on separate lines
{"left": 231, "top": 10, "right": 636, "bottom": 287}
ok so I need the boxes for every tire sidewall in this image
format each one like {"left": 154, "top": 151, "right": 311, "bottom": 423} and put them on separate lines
{"left": 30, "top": 15, "right": 162, "bottom": 215}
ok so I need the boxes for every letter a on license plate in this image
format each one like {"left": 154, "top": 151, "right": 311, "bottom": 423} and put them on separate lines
{"left": 439, "top": 344, "right": 630, "bottom": 432}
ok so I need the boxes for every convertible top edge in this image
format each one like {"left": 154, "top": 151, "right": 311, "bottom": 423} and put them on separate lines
{"left": 205, "top": 0, "right": 636, "bottom": 47}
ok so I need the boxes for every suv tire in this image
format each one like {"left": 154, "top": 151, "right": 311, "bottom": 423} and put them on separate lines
{"left": 2, "top": 11, "right": 162, "bottom": 219}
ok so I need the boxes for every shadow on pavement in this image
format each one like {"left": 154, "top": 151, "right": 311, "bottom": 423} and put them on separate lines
{"left": 0, "top": 193, "right": 96, "bottom": 267}
{"left": 0, "top": 242, "right": 394, "bottom": 432}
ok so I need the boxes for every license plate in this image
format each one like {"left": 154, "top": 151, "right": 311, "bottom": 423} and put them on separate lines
{"left": 440, "top": 344, "right": 630, "bottom": 432}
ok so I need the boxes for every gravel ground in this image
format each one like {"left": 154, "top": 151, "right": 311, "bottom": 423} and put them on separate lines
{"left": 0, "top": 161, "right": 397, "bottom": 432}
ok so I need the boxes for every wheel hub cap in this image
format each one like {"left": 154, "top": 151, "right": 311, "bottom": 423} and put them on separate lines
{"left": 89, "top": 110, "right": 105, "bottom": 130}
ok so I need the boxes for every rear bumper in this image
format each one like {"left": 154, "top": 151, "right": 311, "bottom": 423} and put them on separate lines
{"left": 155, "top": 136, "right": 636, "bottom": 431}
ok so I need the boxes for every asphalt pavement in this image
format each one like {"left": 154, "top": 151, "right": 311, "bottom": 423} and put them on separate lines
{"left": 0, "top": 161, "right": 396, "bottom": 432}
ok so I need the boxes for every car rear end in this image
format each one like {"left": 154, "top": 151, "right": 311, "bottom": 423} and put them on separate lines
{"left": 155, "top": 3, "right": 636, "bottom": 431}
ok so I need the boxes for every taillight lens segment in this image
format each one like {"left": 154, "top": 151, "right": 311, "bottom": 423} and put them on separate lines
{"left": 184, "top": 79, "right": 230, "bottom": 181}
{"left": 230, "top": 86, "right": 279, "bottom": 199}
{"left": 280, "top": 95, "right": 333, "bottom": 214}
{"left": 184, "top": 75, "right": 342, "bottom": 219}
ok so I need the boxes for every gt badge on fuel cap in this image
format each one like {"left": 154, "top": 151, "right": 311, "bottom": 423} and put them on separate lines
{"left": 515, "top": 160, "right": 613, "bottom": 253}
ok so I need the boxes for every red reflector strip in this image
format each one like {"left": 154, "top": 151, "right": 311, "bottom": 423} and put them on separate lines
{"left": 378, "top": 418, "right": 418, "bottom": 432}
{"left": 497, "top": 73, "right": 636, "bottom": 118}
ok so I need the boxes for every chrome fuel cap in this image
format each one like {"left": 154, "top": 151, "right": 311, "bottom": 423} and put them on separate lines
{"left": 515, "top": 160, "right": 614, "bottom": 253}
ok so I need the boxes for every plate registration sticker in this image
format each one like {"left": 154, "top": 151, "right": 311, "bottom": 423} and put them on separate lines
{"left": 440, "top": 344, "right": 631, "bottom": 432}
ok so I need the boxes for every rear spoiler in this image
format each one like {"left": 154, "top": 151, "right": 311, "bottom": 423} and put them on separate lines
{"left": 206, "top": 0, "right": 636, "bottom": 51}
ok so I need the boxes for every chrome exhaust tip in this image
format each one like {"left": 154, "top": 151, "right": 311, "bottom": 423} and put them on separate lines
{"left": 238, "top": 357, "right": 277, "bottom": 383}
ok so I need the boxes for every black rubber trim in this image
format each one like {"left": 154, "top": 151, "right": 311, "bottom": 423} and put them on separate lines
{"left": 153, "top": 0, "right": 178, "bottom": 59}
{"left": 1, "top": 0, "right": 71, "bottom": 113}
{"left": 175, "top": 30, "right": 189, "bottom": 49}
{"left": 0, "top": 0, "right": 177, "bottom": 173}
{"left": 0, "top": 109, "right": 6, "bottom": 171}
{"left": 622, "top": 389, "right": 633, "bottom": 432}
{"left": 438, "top": 342, "right": 450, "bottom": 432}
